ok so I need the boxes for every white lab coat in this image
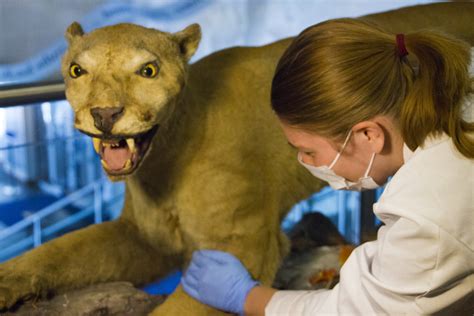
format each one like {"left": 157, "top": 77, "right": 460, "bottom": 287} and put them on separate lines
{"left": 266, "top": 50, "right": 474, "bottom": 315}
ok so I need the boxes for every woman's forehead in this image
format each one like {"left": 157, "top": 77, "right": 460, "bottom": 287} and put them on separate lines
{"left": 279, "top": 121, "right": 336, "bottom": 151}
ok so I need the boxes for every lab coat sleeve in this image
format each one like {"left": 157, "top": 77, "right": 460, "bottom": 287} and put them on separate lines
{"left": 266, "top": 215, "right": 440, "bottom": 315}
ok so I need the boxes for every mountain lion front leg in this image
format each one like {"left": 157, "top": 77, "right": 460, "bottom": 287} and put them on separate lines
{"left": 150, "top": 228, "right": 287, "bottom": 316}
{"left": 150, "top": 164, "right": 287, "bottom": 315}
{"left": 150, "top": 216, "right": 285, "bottom": 316}
{"left": 0, "top": 218, "right": 176, "bottom": 310}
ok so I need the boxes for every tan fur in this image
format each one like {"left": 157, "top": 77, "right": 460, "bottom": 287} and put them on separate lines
{"left": 0, "top": 3, "right": 473, "bottom": 315}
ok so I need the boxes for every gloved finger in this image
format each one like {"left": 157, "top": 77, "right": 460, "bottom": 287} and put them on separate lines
{"left": 182, "top": 271, "right": 198, "bottom": 289}
{"left": 194, "top": 250, "right": 221, "bottom": 267}
{"left": 184, "top": 263, "right": 201, "bottom": 280}
{"left": 191, "top": 251, "right": 207, "bottom": 268}
{"left": 199, "top": 249, "right": 228, "bottom": 259}
{"left": 181, "top": 277, "right": 199, "bottom": 299}
{"left": 200, "top": 249, "right": 241, "bottom": 265}
{"left": 198, "top": 249, "right": 227, "bottom": 264}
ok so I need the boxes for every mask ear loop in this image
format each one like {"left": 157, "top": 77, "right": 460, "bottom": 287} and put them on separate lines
{"left": 363, "top": 152, "right": 376, "bottom": 178}
{"left": 329, "top": 130, "right": 352, "bottom": 169}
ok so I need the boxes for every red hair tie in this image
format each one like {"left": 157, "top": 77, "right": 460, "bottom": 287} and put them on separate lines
{"left": 396, "top": 34, "right": 408, "bottom": 57}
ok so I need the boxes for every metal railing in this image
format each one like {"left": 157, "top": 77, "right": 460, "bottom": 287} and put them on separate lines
{"left": 0, "top": 133, "right": 100, "bottom": 196}
{"left": 281, "top": 187, "right": 362, "bottom": 244}
{"left": 0, "top": 178, "right": 123, "bottom": 262}
{"left": 0, "top": 135, "right": 80, "bottom": 152}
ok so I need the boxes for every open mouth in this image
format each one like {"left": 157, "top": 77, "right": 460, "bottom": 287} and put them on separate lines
{"left": 84, "top": 125, "right": 159, "bottom": 176}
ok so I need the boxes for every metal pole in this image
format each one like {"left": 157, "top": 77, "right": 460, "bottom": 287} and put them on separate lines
{"left": 337, "top": 191, "right": 347, "bottom": 234}
{"left": 33, "top": 217, "right": 42, "bottom": 247}
{"left": 0, "top": 82, "right": 65, "bottom": 108}
{"left": 94, "top": 183, "right": 103, "bottom": 224}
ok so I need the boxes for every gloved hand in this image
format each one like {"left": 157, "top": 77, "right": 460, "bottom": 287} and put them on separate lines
{"left": 182, "top": 250, "right": 259, "bottom": 315}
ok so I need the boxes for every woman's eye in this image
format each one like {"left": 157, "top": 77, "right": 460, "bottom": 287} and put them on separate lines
{"left": 69, "top": 64, "right": 85, "bottom": 78}
{"left": 139, "top": 62, "right": 159, "bottom": 78}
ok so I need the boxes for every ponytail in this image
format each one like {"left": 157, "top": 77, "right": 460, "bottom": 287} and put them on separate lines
{"left": 401, "top": 32, "right": 473, "bottom": 158}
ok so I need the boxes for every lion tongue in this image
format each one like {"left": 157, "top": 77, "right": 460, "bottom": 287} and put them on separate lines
{"left": 103, "top": 146, "right": 131, "bottom": 170}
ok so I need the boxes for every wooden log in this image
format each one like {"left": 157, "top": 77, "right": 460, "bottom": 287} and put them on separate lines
{"left": 4, "top": 282, "right": 165, "bottom": 316}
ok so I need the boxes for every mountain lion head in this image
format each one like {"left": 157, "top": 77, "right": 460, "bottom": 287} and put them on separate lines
{"left": 61, "top": 22, "right": 201, "bottom": 178}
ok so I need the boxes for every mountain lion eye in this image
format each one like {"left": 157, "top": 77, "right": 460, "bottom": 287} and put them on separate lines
{"left": 69, "top": 64, "right": 85, "bottom": 78}
{"left": 140, "top": 62, "right": 159, "bottom": 78}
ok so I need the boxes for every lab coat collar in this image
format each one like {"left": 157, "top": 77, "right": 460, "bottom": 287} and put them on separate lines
{"left": 403, "top": 143, "right": 415, "bottom": 163}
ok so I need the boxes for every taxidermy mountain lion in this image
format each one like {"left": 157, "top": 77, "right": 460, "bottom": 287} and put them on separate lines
{"left": 0, "top": 3, "right": 473, "bottom": 315}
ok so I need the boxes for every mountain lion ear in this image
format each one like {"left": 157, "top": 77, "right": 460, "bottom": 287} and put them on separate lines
{"left": 173, "top": 23, "right": 201, "bottom": 62}
{"left": 65, "top": 22, "right": 85, "bottom": 44}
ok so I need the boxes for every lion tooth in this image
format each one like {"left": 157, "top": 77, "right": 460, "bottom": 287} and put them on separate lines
{"left": 92, "top": 138, "right": 101, "bottom": 153}
{"left": 123, "top": 159, "right": 132, "bottom": 169}
{"left": 126, "top": 138, "right": 136, "bottom": 153}
{"left": 101, "top": 160, "right": 110, "bottom": 169}
{"left": 102, "top": 142, "right": 111, "bottom": 148}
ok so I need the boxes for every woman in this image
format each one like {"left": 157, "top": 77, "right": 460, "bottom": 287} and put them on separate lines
{"left": 182, "top": 18, "right": 474, "bottom": 315}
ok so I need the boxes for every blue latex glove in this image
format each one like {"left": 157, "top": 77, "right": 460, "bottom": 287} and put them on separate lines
{"left": 182, "top": 250, "right": 259, "bottom": 315}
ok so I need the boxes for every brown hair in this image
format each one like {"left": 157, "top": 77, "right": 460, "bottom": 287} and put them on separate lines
{"left": 271, "top": 18, "right": 473, "bottom": 158}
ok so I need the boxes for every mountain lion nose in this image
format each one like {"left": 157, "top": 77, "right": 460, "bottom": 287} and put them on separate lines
{"left": 90, "top": 107, "right": 124, "bottom": 133}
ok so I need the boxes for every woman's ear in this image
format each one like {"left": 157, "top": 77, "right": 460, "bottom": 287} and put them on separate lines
{"left": 351, "top": 120, "right": 385, "bottom": 154}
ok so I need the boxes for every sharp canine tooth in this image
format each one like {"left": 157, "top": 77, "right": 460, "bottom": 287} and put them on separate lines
{"left": 103, "top": 142, "right": 111, "bottom": 148}
{"left": 126, "top": 138, "right": 136, "bottom": 153}
{"left": 93, "top": 138, "right": 101, "bottom": 153}
{"left": 123, "top": 159, "right": 132, "bottom": 169}
{"left": 101, "top": 160, "right": 110, "bottom": 169}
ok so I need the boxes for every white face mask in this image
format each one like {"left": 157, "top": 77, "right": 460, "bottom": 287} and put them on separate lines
{"left": 297, "top": 130, "right": 380, "bottom": 191}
